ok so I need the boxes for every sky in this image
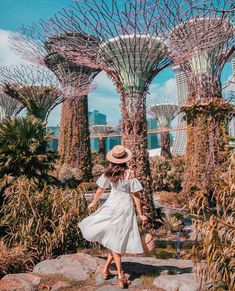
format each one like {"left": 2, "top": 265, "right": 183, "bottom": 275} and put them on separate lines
{"left": 0, "top": 0, "right": 233, "bottom": 126}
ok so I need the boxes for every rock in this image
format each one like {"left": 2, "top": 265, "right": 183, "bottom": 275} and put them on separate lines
{"left": 51, "top": 281, "right": 71, "bottom": 291}
{"left": 130, "top": 278, "right": 142, "bottom": 287}
{"left": 33, "top": 253, "right": 105, "bottom": 282}
{"left": 95, "top": 273, "right": 105, "bottom": 286}
{"left": 0, "top": 273, "right": 41, "bottom": 291}
{"left": 160, "top": 270, "right": 170, "bottom": 276}
{"left": 153, "top": 273, "right": 200, "bottom": 291}
{"left": 122, "top": 257, "right": 193, "bottom": 270}
{"left": 96, "top": 286, "right": 123, "bottom": 291}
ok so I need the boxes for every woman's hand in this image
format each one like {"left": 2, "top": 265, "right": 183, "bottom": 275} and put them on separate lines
{"left": 139, "top": 214, "right": 148, "bottom": 224}
{"left": 88, "top": 201, "right": 97, "bottom": 211}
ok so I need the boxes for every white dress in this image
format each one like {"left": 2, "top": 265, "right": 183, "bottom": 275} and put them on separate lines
{"left": 78, "top": 170, "right": 144, "bottom": 254}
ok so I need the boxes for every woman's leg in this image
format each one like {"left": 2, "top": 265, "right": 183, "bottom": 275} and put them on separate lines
{"left": 103, "top": 250, "right": 113, "bottom": 273}
{"left": 111, "top": 251, "right": 123, "bottom": 279}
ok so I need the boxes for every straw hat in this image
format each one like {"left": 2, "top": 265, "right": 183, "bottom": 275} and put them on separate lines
{"left": 106, "top": 145, "right": 132, "bottom": 164}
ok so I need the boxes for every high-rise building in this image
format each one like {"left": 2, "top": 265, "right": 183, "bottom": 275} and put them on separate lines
{"left": 47, "top": 125, "right": 60, "bottom": 151}
{"left": 172, "top": 66, "right": 188, "bottom": 156}
{"left": 147, "top": 117, "right": 159, "bottom": 149}
{"left": 89, "top": 110, "right": 107, "bottom": 152}
{"left": 106, "top": 135, "right": 122, "bottom": 152}
{"left": 89, "top": 110, "right": 107, "bottom": 126}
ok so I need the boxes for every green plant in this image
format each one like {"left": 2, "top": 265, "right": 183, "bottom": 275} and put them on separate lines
{"left": 159, "top": 191, "right": 181, "bottom": 207}
{"left": 92, "top": 164, "right": 105, "bottom": 180}
{"left": 189, "top": 152, "right": 235, "bottom": 290}
{"left": 1, "top": 176, "right": 89, "bottom": 260}
{"left": 92, "top": 152, "right": 108, "bottom": 167}
{"left": 159, "top": 213, "right": 183, "bottom": 234}
{"left": 58, "top": 163, "right": 83, "bottom": 188}
{"left": 0, "top": 239, "right": 34, "bottom": 277}
{"left": 150, "top": 156, "right": 185, "bottom": 193}
{"left": 0, "top": 116, "right": 56, "bottom": 180}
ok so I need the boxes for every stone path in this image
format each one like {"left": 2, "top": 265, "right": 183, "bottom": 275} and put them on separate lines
{"left": 0, "top": 253, "right": 206, "bottom": 291}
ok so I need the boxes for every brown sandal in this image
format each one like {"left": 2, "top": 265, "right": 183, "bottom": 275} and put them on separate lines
{"left": 102, "top": 268, "right": 111, "bottom": 280}
{"left": 118, "top": 271, "right": 131, "bottom": 288}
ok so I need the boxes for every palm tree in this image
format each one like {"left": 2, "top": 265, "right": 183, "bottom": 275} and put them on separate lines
{"left": 0, "top": 116, "right": 56, "bottom": 180}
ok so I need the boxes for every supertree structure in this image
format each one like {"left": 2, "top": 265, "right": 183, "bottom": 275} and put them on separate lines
{"left": 154, "top": 0, "right": 235, "bottom": 197}
{"left": 90, "top": 125, "right": 113, "bottom": 159}
{"left": 150, "top": 100, "right": 178, "bottom": 159}
{"left": 0, "top": 91, "right": 24, "bottom": 121}
{"left": 0, "top": 64, "right": 64, "bottom": 121}
{"left": 48, "top": 0, "right": 172, "bottom": 224}
{"left": 10, "top": 22, "right": 100, "bottom": 180}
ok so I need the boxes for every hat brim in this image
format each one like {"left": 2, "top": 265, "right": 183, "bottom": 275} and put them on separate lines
{"left": 106, "top": 148, "right": 132, "bottom": 164}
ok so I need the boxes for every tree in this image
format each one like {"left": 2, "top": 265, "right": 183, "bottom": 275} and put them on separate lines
{"left": 155, "top": 0, "right": 235, "bottom": 198}
{"left": 10, "top": 24, "right": 99, "bottom": 180}
{"left": 0, "top": 116, "right": 56, "bottom": 180}
{"left": 48, "top": 0, "right": 172, "bottom": 226}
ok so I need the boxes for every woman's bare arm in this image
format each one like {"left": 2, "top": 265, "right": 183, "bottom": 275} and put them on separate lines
{"left": 88, "top": 187, "right": 104, "bottom": 210}
{"left": 128, "top": 169, "right": 148, "bottom": 223}
{"left": 130, "top": 192, "right": 143, "bottom": 216}
{"left": 130, "top": 192, "right": 148, "bottom": 223}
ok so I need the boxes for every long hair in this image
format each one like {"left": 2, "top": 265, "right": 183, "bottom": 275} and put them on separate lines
{"left": 104, "top": 162, "right": 128, "bottom": 183}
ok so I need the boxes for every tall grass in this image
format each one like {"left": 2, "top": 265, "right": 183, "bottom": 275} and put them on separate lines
{"left": 1, "top": 176, "right": 89, "bottom": 260}
{"left": 0, "top": 239, "right": 34, "bottom": 277}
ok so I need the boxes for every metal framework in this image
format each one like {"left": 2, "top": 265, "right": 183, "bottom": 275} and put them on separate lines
{"left": 0, "top": 91, "right": 24, "bottom": 120}
{"left": 154, "top": 0, "right": 235, "bottom": 196}
{"left": 10, "top": 22, "right": 100, "bottom": 180}
{"left": 47, "top": 0, "right": 172, "bottom": 223}
{"left": 0, "top": 65, "right": 64, "bottom": 121}
{"left": 150, "top": 98, "right": 179, "bottom": 158}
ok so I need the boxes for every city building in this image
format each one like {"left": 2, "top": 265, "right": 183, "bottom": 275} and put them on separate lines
{"left": 147, "top": 117, "right": 160, "bottom": 149}
{"left": 88, "top": 110, "right": 107, "bottom": 126}
{"left": 46, "top": 125, "right": 60, "bottom": 152}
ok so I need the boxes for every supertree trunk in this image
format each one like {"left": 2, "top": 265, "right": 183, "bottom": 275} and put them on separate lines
{"left": 182, "top": 98, "right": 232, "bottom": 199}
{"left": 122, "top": 92, "right": 155, "bottom": 226}
{"left": 98, "top": 137, "right": 106, "bottom": 160}
{"left": 59, "top": 95, "right": 92, "bottom": 181}
{"left": 160, "top": 132, "right": 172, "bottom": 159}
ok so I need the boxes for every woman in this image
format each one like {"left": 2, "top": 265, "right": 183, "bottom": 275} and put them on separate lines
{"left": 78, "top": 145, "right": 148, "bottom": 288}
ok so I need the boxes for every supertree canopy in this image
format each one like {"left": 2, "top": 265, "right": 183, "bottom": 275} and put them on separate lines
{"left": 90, "top": 125, "right": 113, "bottom": 158}
{"left": 150, "top": 102, "right": 178, "bottom": 158}
{"left": 0, "top": 91, "right": 24, "bottom": 120}
{"left": 0, "top": 65, "right": 63, "bottom": 121}
{"left": 10, "top": 22, "right": 100, "bottom": 180}
{"left": 154, "top": 0, "right": 235, "bottom": 197}
{"left": 48, "top": 0, "right": 172, "bottom": 224}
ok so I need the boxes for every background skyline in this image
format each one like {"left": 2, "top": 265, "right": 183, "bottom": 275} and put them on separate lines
{"left": 0, "top": 0, "right": 233, "bottom": 126}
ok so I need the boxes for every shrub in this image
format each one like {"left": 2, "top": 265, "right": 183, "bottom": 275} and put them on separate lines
{"left": 0, "top": 116, "right": 56, "bottom": 180}
{"left": 150, "top": 156, "right": 185, "bottom": 192}
{"left": 0, "top": 176, "right": 89, "bottom": 260}
{"left": 189, "top": 152, "right": 235, "bottom": 290}
{"left": 159, "top": 213, "right": 183, "bottom": 234}
{"left": 0, "top": 239, "right": 34, "bottom": 277}
{"left": 159, "top": 191, "right": 180, "bottom": 208}
{"left": 58, "top": 163, "right": 83, "bottom": 188}
{"left": 92, "top": 164, "right": 105, "bottom": 180}
{"left": 80, "top": 181, "right": 97, "bottom": 191}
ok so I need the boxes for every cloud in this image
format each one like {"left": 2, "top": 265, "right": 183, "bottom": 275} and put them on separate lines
{"left": 94, "top": 71, "right": 117, "bottom": 92}
{"left": 0, "top": 29, "right": 32, "bottom": 66}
